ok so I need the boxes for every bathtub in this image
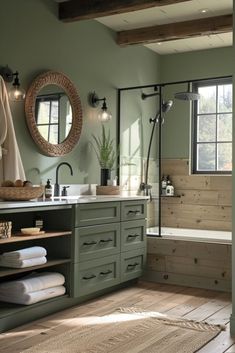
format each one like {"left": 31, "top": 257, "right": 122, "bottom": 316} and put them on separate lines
{"left": 147, "top": 226, "right": 232, "bottom": 244}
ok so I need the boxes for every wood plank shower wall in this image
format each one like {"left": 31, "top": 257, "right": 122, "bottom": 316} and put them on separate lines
{"left": 161, "top": 159, "right": 232, "bottom": 231}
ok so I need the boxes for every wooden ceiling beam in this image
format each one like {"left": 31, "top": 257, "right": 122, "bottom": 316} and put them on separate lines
{"left": 117, "top": 14, "right": 233, "bottom": 46}
{"left": 59, "top": 0, "right": 192, "bottom": 22}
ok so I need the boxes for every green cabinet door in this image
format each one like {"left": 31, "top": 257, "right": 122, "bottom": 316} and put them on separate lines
{"left": 72, "top": 255, "right": 120, "bottom": 297}
{"left": 75, "top": 202, "right": 120, "bottom": 227}
{"left": 121, "top": 248, "right": 146, "bottom": 282}
{"left": 121, "top": 220, "right": 146, "bottom": 252}
{"left": 73, "top": 223, "right": 120, "bottom": 262}
{"left": 121, "top": 201, "right": 147, "bottom": 222}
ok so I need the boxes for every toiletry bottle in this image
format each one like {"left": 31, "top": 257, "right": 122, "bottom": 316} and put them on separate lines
{"left": 161, "top": 175, "right": 167, "bottom": 196}
{"left": 34, "top": 214, "right": 43, "bottom": 229}
{"left": 166, "top": 176, "right": 174, "bottom": 196}
{"left": 45, "top": 179, "right": 52, "bottom": 199}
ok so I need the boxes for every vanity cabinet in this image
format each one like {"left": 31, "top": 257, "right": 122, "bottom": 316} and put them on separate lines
{"left": 0, "top": 198, "right": 147, "bottom": 332}
{"left": 72, "top": 200, "right": 146, "bottom": 298}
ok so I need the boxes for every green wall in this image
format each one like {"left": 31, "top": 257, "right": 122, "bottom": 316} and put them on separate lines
{"left": 160, "top": 47, "right": 233, "bottom": 159}
{"left": 0, "top": 0, "right": 159, "bottom": 185}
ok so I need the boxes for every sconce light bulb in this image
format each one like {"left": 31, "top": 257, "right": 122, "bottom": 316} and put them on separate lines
{"left": 9, "top": 86, "right": 26, "bottom": 102}
{"left": 98, "top": 109, "right": 112, "bottom": 122}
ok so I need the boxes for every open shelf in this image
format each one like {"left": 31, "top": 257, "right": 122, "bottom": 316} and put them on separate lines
{"left": 0, "top": 294, "right": 69, "bottom": 318}
{"left": 0, "top": 231, "right": 71, "bottom": 244}
{"left": 0, "top": 258, "right": 71, "bottom": 277}
{"left": 161, "top": 195, "right": 181, "bottom": 198}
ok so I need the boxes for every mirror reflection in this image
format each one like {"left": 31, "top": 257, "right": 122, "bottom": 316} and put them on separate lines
{"left": 35, "top": 85, "right": 72, "bottom": 144}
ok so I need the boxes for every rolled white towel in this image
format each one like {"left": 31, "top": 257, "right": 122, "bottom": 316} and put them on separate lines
{"left": 0, "top": 256, "right": 47, "bottom": 268}
{"left": 1, "top": 246, "right": 47, "bottom": 260}
{"left": 0, "top": 272, "right": 65, "bottom": 293}
{"left": 0, "top": 285, "right": 66, "bottom": 305}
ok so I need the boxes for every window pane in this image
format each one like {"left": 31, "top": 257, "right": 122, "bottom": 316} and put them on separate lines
{"left": 217, "top": 143, "right": 232, "bottom": 171}
{"left": 49, "top": 125, "right": 58, "bottom": 144}
{"left": 198, "top": 115, "right": 216, "bottom": 142}
{"left": 218, "top": 114, "right": 232, "bottom": 141}
{"left": 218, "top": 84, "right": 232, "bottom": 113}
{"left": 38, "top": 125, "right": 49, "bottom": 141}
{"left": 197, "top": 143, "right": 215, "bottom": 171}
{"left": 51, "top": 101, "right": 59, "bottom": 123}
{"left": 198, "top": 86, "right": 216, "bottom": 114}
{"left": 37, "top": 102, "right": 50, "bottom": 124}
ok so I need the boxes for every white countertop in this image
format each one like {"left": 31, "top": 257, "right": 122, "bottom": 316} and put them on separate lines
{"left": 0, "top": 195, "right": 149, "bottom": 210}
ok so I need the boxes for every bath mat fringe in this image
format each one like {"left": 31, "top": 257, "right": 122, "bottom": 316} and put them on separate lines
{"left": 118, "top": 307, "right": 226, "bottom": 331}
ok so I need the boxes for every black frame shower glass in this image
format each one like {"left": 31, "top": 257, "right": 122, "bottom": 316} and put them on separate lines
{"left": 117, "top": 75, "right": 232, "bottom": 238}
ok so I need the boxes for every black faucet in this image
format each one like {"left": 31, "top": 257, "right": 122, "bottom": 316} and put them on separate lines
{"left": 54, "top": 162, "right": 73, "bottom": 197}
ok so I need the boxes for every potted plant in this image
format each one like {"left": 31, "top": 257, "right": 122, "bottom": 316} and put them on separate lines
{"left": 92, "top": 125, "right": 116, "bottom": 186}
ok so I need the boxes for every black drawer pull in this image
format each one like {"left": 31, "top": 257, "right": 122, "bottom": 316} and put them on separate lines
{"left": 127, "top": 262, "right": 139, "bottom": 269}
{"left": 127, "top": 210, "right": 141, "bottom": 215}
{"left": 127, "top": 234, "right": 139, "bottom": 238}
{"left": 99, "top": 238, "right": 113, "bottom": 244}
{"left": 100, "top": 270, "right": 112, "bottom": 276}
{"left": 82, "top": 274, "right": 96, "bottom": 280}
{"left": 83, "top": 241, "right": 97, "bottom": 246}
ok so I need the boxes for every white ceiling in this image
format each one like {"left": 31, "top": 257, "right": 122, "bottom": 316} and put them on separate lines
{"left": 96, "top": 0, "right": 233, "bottom": 54}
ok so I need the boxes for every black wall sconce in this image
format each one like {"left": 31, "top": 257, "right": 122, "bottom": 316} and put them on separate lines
{"left": 89, "top": 91, "right": 112, "bottom": 122}
{"left": 0, "top": 65, "right": 25, "bottom": 101}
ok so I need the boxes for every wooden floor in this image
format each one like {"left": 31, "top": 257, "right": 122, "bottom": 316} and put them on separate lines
{"left": 0, "top": 281, "right": 234, "bottom": 353}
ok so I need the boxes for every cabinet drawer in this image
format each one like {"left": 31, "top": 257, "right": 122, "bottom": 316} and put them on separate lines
{"left": 75, "top": 202, "right": 120, "bottom": 227}
{"left": 121, "top": 200, "right": 146, "bottom": 222}
{"left": 73, "top": 223, "right": 120, "bottom": 262}
{"left": 121, "top": 220, "right": 146, "bottom": 252}
{"left": 121, "top": 248, "right": 146, "bottom": 282}
{"left": 73, "top": 255, "right": 120, "bottom": 297}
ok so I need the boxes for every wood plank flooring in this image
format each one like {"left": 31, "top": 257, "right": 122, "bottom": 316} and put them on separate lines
{"left": 0, "top": 281, "right": 234, "bottom": 353}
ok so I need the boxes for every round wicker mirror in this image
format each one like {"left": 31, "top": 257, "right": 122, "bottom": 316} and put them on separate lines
{"left": 25, "top": 71, "right": 83, "bottom": 156}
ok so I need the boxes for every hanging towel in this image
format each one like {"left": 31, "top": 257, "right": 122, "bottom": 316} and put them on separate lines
{"left": 1, "top": 246, "right": 47, "bottom": 260}
{"left": 0, "top": 285, "right": 66, "bottom": 305}
{"left": 0, "top": 272, "right": 65, "bottom": 293}
{"left": 0, "top": 75, "right": 25, "bottom": 183}
{"left": 0, "top": 256, "right": 47, "bottom": 268}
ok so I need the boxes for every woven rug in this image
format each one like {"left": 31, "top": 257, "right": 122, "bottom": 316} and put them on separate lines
{"left": 21, "top": 307, "right": 225, "bottom": 353}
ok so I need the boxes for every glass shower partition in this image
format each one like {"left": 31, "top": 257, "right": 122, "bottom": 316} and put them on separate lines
{"left": 118, "top": 86, "right": 160, "bottom": 233}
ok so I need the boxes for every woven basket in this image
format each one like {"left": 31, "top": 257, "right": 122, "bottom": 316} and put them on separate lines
{"left": 96, "top": 186, "right": 120, "bottom": 195}
{"left": 0, "top": 186, "right": 44, "bottom": 201}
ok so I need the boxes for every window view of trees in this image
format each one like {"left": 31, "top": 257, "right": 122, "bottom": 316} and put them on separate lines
{"left": 193, "top": 78, "right": 232, "bottom": 173}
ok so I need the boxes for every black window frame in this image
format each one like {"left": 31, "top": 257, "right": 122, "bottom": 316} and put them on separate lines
{"left": 35, "top": 93, "right": 64, "bottom": 144}
{"left": 192, "top": 77, "right": 232, "bottom": 175}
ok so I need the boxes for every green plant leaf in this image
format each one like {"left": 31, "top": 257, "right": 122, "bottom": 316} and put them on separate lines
{"left": 91, "top": 125, "right": 117, "bottom": 170}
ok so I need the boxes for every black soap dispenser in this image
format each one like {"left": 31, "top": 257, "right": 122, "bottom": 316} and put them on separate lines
{"left": 45, "top": 179, "right": 52, "bottom": 199}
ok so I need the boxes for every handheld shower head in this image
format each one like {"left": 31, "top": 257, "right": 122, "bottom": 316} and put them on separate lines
{"left": 149, "top": 100, "right": 173, "bottom": 124}
{"left": 175, "top": 82, "right": 200, "bottom": 101}
{"left": 162, "top": 100, "right": 173, "bottom": 113}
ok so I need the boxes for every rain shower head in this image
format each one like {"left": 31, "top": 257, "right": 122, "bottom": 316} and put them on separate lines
{"left": 174, "top": 82, "right": 200, "bottom": 101}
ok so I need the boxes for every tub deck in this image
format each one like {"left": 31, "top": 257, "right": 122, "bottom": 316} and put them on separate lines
{"left": 147, "top": 226, "right": 232, "bottom": 244}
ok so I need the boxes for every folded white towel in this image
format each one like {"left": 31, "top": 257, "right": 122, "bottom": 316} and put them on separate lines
{"left": 0, "top": 285, "right": 66, "bottom": 305}
{"left": 0, "top": 272, "right": 65, "bottom": 293}
{"left": 1, "top": 246, "right": 47, "bottom": 260}
{"left": 0, "top": 256, "right": 47, "bottom": 268}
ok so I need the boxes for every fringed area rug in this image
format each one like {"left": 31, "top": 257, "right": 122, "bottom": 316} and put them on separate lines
{"left": 21, "top": 307, "right": 225, "bottom": 353}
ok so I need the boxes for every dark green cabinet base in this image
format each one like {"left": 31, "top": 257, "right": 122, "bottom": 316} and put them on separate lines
{"left": 0, "top": 199, "right": 147, "bottom": 333}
